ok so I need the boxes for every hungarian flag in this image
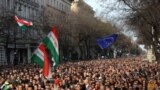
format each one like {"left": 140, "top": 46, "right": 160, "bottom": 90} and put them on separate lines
{"left": 14, "top": 15, "right": 33, "bottom": 31}
{"left": 31, "top": 43, "right": 52, "bottom": 78}
{"left": 0, "top": 81, "right": 10, "bottom": 90}
{"left": 43, "top": 26, "right": 59, "bottom": 66}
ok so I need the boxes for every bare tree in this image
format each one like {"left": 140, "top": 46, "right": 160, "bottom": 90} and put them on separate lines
{"left": 101, "top": 0, "right": 160, "bottom": 60}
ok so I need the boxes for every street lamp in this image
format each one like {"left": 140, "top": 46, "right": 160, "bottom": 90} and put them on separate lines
{"left": 13, "top": 1, "right": 17, "bottom": 65}
{"left": 13, "top": 1, "right": 21, "bottom": 65}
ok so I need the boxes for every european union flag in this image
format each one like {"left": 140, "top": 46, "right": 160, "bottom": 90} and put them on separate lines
{"left": 96, "top": 34, "right": 118, "bottom": 49}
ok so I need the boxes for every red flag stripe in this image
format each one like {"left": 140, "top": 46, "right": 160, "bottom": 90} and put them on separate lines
{"left": 38, "top": 44, "right": 51, "bottom": 78}
{"left": 14, "top": 16, "right": 32, "bottom": 26}
{"left": 51, "top": 26, "right": 58, "bottom": 40}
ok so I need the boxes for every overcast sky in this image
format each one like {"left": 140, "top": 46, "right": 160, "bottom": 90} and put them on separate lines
{"left": 84, "top": 0, "right": 133, "bottom": 35}
{"left": 84, "top": 0, "right": 123, "bottom": 18}
{"left": 84, "top": 0, "right": 101, "bottom": 12}
{"left": 84, "top": 0, "right": 146, "bottom": 51}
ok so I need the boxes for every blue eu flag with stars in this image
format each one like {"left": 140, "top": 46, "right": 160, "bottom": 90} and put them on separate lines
{"left": 96, "top": 34, "right": 118, "bottom": 49}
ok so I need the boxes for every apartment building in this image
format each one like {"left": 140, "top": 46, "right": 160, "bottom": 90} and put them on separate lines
{"left": 0, "top": 0, "right": 73, "bottom": 65}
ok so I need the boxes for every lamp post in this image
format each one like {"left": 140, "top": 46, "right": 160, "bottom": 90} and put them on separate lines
{"left": 13, "top": 1, "right": 21, "bottom": 65}
{"left": 13, "top": 1, "right": 17, "bottom": 65}
{"left": 151, "top": 26, "right": 155, "bottom": 49}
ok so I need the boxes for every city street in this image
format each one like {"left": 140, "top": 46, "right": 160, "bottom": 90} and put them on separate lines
{"left": 0, "top": 0, "right": 160, "bottom": 90}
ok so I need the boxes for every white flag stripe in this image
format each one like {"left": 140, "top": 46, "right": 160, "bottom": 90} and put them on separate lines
{"left": 36, "top": 52, "right": 43, "bottom": 61}
{"left": 48, "top": 66, "right": 52, "bottom": 79}
{"left": 35, "top": 49, "right": 44, "bottom": 61}
{"left": 47, "top": 33, "right": 59, "bottom": 55}
{"left": 23, "top": 20, "right": 29, "bottom": 23}
{"left": 17, "top": 22, "right": 23, "bottom": 26}
{"left": 52, "top": 57, "right": 56, "bottom": 65}
{"left": 51, "top": 31, "right": 59, "bottom": 47}
{"left": 50, "top": 31, "right": 59, "bottom": 54}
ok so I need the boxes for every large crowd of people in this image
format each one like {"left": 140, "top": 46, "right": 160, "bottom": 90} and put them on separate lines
{"left": 0, "top": 57, "right": 160, "bottom": 90}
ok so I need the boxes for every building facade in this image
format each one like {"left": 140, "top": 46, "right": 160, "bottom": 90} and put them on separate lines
{"left": 0, "top": 0, "right": 73, "bottom": 65}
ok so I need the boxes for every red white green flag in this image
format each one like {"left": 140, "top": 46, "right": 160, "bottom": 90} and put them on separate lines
{"left": 31, "top": 43, "right": 52, "bottom": 79}
{"left": 14, "top": 15, "right": 33, "bottom": 31}
{"left": 43, "top": 26, "right": 60, "bottom": 66}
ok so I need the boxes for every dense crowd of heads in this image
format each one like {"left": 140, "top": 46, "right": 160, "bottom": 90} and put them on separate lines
{"left": 0, "top": 57, "right": 160, "bottom": 90}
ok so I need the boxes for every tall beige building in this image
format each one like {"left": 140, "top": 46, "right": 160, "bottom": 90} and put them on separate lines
{"left": 71, "top": 0, "right": 94, "bottom": 16}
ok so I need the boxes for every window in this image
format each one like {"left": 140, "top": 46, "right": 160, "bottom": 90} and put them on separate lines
{"left": 34, "top": 9, "right": 37, "bottom": 20}
{"left": 65, "top": 6, "right": 67, "bottom": 12}
{"left": 34, "top": 9, "right": 37, "bottom": 17}
{"left": 24, "top": 6, "right": 26, "bottom": 18}
{"left": 41, "top": 0, "right": 44, "bottom": 6}
{"left": 35, "top": 0, "right": 38, "bottom": 3}
{"left": 23, "top": 6, "right": 25, "bottom": 17}
{"left": 55, "top": 1, "right": 57, "bottom": 8}
{"left": 57, "top": 1, "right": 58, "bottom": 8}
{"left": 51, "top": 0, "right": 53, "bottom": 6}
{"left": 29, "top": 7, "right": 32, "bottom": 19}
{"left": 62, "top": 4, "right": 64, "bottom": 11}
{"left": 40, "top": 0, "right": 42, "bottom": 6}
{"left": 38, "top": 0, "right": 40, "bottom": 5}
{"left": 59, "top": 2, "right": 60, "bottom": 10}
{"left": 0, "top": 46, "right": 6, "bottom": 65}
{"left": 7, "top": 0, "right": 10, "bottom": 10}
{"left": 60, "top": 3, "right": 62, "bottom": 10}
{"left": 30, "top": 8, "right": 33, "bottom": 19}
{"left": 0, "top": 0, "right": 1, "bottom": 6}
{"left": 28, "top": 7, "right": 30, "bottom": 19}
{"left": 49, "top": 0, "right": 51, "bottom": 5}
{"left": 10, "top": 0, "right": 13, "bottom": 10}
{"left": 26, "top": 7, "right": 29, "bottom": 18}
{"left": 2, "top": 0, "right": 6, "bottom": 9}
{"left": 20, "top": 5, "right": 23, "bottom": 17}
{"left": 53, "top": 0, "right": 55, "bottom": 6}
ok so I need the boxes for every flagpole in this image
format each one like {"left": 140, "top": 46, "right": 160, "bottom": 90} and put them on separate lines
{"left": 13, "top": 1, "right": 22, "bottom": 65}
{"left": 13, "top": 1, "right": 17, "bottom": 65}
{"left": 102, "top": 49, "right": 104, "bottom": 59}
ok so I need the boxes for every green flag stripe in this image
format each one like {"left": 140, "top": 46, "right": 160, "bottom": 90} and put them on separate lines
{"left": 19, "top": 25, "right": 32, "bottom": 31}
{"left": 2, "top": 85, "right": 10, "bottom": 90}
{"left": 19, "top": 25, "right": 27, "bottom": 31}
{"left": 31, "top": 54, "right": 44, "bottom": 68}
{"left": 43, "top": 37, "right": 59, "bottom": 65}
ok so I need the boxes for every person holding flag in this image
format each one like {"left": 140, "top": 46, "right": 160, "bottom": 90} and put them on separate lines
{"left": 0, "top": 81, "right": 13, "bottom": 90}
{"left": 31, "top": 26, "right": 59, "bottom": 79}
